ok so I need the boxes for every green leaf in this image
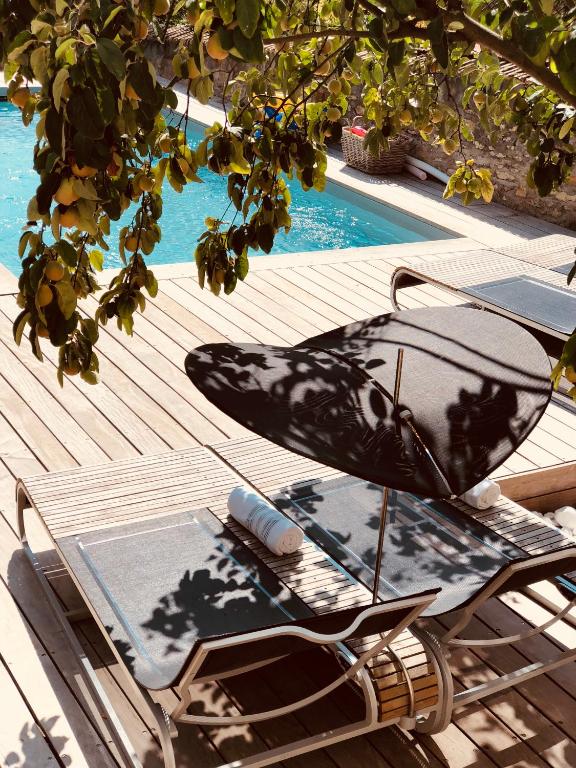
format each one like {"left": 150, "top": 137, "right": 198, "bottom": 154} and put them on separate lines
{"left": 56, "top": 240, "right": 78, "bottom": 267}
{"left": 390, "top": 0, "right": 416, "bottom": 15}
{"left": 235, "top": 249, "right": 249, "bottom": 280}
{"left": 257, "top": 223, "right": 274, "bottom": 253}
{"left": 427, "top": 17, "right": 448, "bottom": 69}
{"left": 559, "top": 116, "right": 574, "bottom": 141}
{"left": 30, "top": 46, "right": 49, "bottom": 83}
{"left": 45, "top": 107, "right": 63, "bottom": 153}
{"left": 145, "top": 270, "right": 158, "bottom": 298}
{"left": 96, "top": 38, "right": 126, "bottom": 81}
{"left": 55, "top": 282, "right": 77, "bottom": 320}
{"left": 67, "top": 90, "right": 105, "bottom": 139}
{"left": 103, "top": 5, "right": 125, "bottom": 30}
{"left": 52, "top": 67, "right": 69, "bottom": 112}
{"left": 237, "top": 0, "right": 260, "bottom": 39}
{"left": 80, "top": 370, "right": 98, "bottom": 385}
{"left": 80, "top": 318, "right": 99, "bottom": 344}
{"left": 13, "top": 310, "right": 30, "bottom": 346}
{"left": 233, "top": 27, "right": 264, "bottom": 62}
{"left": 89, "top": 249, "right": 104, "bottom": 271}
{"left": 55, "top": 37, "right": 77, "bottom": 64}
{"left": 128, "top": 60, "right": 155, "bottom": 102}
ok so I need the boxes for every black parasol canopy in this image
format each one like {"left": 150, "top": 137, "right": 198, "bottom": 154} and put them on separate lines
{"left": 185, "top": 307, "right": 552, "bottom": 498}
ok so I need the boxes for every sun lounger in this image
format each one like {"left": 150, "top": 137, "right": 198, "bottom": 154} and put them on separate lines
{"left": 499, "top": 233, "right": 576, "bottom": 274}
{"left": 390, "top": 234, "right": 576, "bottom": 340}
{"left": 214, "top": 435, "right": 576, "bottom": 734}
{"left": 18, "top": 438, "right": 576, "bottom": 766}
{"left": 16, "top": 446, "right": 441, "bottom": 768}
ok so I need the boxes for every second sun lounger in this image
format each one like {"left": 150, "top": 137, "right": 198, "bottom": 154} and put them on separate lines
{"left": 390, "top": 234, "right": 576, "bottom": 340}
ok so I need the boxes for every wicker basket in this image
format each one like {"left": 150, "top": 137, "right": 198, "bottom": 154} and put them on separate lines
{"left": 341, "top": 118, "right": 414, "bottom": 175}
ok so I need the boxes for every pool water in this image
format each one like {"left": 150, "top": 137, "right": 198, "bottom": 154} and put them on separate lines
{"left": 0, "top": 102, "right": 451, "bottom": 274}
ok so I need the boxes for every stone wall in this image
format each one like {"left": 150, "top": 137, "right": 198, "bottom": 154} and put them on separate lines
{"left": 148, "top": 30, "right": 576, "bottom": 231}
{"left": 410, "top": 126, "right": 576, "bottom": 230}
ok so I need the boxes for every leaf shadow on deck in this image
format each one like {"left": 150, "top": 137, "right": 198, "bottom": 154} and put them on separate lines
{"left": 2, "top": 718, "right": 69, "bottom": 768}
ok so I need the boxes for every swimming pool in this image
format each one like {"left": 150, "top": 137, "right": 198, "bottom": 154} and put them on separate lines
{"left": 0, "top": 102, "right": 452, "bottom": 274}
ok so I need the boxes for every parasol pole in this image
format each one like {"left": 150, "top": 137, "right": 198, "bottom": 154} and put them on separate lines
{"left": 372, "top": 348, "right": 404, "bottom": 605}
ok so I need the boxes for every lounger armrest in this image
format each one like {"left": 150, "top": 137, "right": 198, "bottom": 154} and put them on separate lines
{"left": 176, "top": 588, "right": 439, "bottom": 694}
{"left": 177, "top": 591, "right": 438, "bottom": 726}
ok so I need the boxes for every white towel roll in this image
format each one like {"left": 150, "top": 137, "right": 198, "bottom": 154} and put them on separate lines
{"left": 554, "top": 506, "right": 576, "bottom": 533}
{"left": 228, "top": 486, "right": 304, "bottom": 556}
{"left": 459, "top": 479, "right": 501, "bottom": 510}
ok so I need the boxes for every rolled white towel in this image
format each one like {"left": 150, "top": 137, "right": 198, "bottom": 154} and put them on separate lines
{"left": 228, "top": 486, "right": 304, "bottom": 556}
{"left": 459, "top": 479, "right": 501, "bottom": 510}
{"left": 554, "top": 506, "right": 576, "bottom": 534}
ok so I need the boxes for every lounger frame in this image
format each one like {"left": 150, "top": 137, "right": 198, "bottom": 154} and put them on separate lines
{"left": 390, "top": 234, "right": 576, "bottom": 342}
{"left": 16, "top": 476, "right": 441, "bottom": 768}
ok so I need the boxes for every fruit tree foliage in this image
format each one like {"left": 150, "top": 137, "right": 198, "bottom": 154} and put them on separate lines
{"left": 1, "top": 0, "right": 575, "bottom": 386}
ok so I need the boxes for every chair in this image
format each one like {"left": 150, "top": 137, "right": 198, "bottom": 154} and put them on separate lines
{"left": 390, "top": 234, "right": 576, "bottom": 341}
{"left": 213, "top": 435, "right": 576, "bottom": 734}
{"left": 18, "top": 439, "right": 576, "bottom": 765}
{"left": 16, "top": 446, "right": 441, "bottom": 768}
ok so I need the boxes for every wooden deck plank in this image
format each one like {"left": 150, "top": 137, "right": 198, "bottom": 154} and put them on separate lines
{"left": 0, "top": 480, "right": 121, "bottom": 768}
{"left": 0, "top": 656, "right": 59, "bottom": 768}
{"left": 1, "top": 234, "right": 576, "bottom": 767}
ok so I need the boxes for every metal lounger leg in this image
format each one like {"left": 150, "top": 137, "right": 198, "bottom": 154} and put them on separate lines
{"left": 412, "top": 629, "right": 454, "bottom": 735}
{"left": 17, "top": 489, "right": 144, "bottom": 768}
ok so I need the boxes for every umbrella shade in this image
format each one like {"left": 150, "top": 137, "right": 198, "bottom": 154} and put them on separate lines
{"left": 185, "top": 307, "right": 552, "bottom": 497}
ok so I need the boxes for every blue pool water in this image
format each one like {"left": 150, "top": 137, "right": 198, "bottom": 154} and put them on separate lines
{"left": 0, "top": 102, "right": 451, "bottom": 274}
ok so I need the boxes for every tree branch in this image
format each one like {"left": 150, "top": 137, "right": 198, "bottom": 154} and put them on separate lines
{"left": 266, "top": 21, "right": 448, "bottom": 45}
{"left": 455, "top": 12, "right": 576, "bottom": 108}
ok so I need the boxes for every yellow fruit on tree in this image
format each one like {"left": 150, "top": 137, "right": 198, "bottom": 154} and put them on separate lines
{"left": 565, "top": 365, "right": 576, "bottom": 383}
{"left": 158, "top": 134, "right": 172, "bottom": 153}
{"left": 125, "top": 234, "right": 139, "bottom": 252}
{"left": 135, "top": 18, "right": 149, "bottom": 40}
{"left": 326, "top": 106, "right": 341, "bottom": 122}
{"left": 10, "top": 87, "right": 31, "bottom": 109}
{"left": 139, "top": 174, "right": 155, "bottom": 192}
{"left": 63, "top": 361, "right": 81, "bottom": 376}
{"left": 187, "top": 57, "right": 201, "bottom": 79}
{"left": 153, "top": 0, "right": 170, "bottom": 15}
{"left": 45, "top": 261, "right": 65, "bottom": 282}
{"left": 37, "top": 284, "right": 54, "bottom": 307}
{"left": 71, "top": 162, "right": 97, "bottom": 178}
{"left": 430, "top": 107, "right": 444, "bottom": 124}
{"left": 125, "top": 83, "right": 141, "bottom": 101}
{"left": 399, "top": 109, "right": 412, "bottom": 125}
{"left": 315, "top": 59, "right": 331, "bottom": 76}
{"left": 54, "top": 178, "right": 79, "bottom": 206}
{"left": 59, "top": 206, "right": 79, "bottom": 228}
{"left": 206, "top": 33, "right": 229, "bottom": 61}
{"left": 473, "top": 91, "right": 486, "bottom": 109}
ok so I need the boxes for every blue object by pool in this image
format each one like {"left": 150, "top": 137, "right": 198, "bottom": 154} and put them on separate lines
{"left": 0, "top": 102, "right": 452, "bottom": 274}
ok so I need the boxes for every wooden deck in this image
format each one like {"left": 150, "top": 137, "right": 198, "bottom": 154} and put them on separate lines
{"left": 2, "top": 224, "right": 576, "bottom": 768}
